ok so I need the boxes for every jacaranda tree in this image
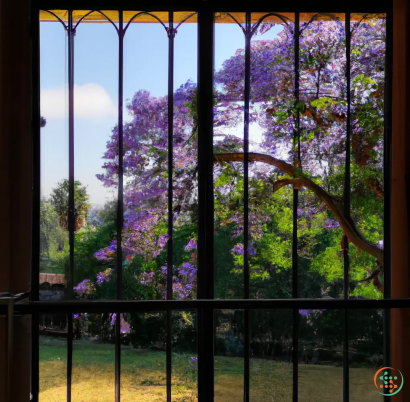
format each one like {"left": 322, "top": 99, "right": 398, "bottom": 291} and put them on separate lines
{"left": 82, "top": 17, "right": 385, "bottom": 303}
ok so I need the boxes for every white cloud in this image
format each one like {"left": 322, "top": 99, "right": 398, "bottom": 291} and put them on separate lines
{"left": 41, "top": 83, "right": 117, "bottom": 119}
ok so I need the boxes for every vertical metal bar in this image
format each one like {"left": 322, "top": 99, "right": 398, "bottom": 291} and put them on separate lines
{"left": 383, "top": 311, "right": 391, "bottom": 402}
{"left": 292, "top": 308, "right": 299, "bottom": 402}
{"left": 68, "top": 10, "right": 75, "bottom": 300}
{"left": 343, "top": 270, "right": 349, "bottom": 402}
{"left": 31, "top": 3, "right": 41, "bottom": 401}
{"left": 166, "top": 12, "right": 175, "bottom": 402}
{"left": 294, "top": 15, "right": 301, "bottom": 166}
{"left": 67, "top": 11, "right": 75, "bottom": 401}
{"left": 197, "top": 12, "right": 214, "bottom": 301}
{"left": 244, "top": 13, "right": 251, "bottom": 301}
{"left": 115, "top": 313, "right": 121, "bottom": 402}
{"left": 293, "top": 13, "right": 300, "bottom": 402}
{"left": 166, "top": 310, "right": 172, "bottom": 402}
{"left": 293, "top": 14, "right": 300, "bottom": 301}
{"left": 167, "top": 13, "right": 174, "bottom": 302}
{"left": 7, "top": 300, "right": 14, "bottom": 402}
{"left": 117, "top": 11, "right": 124, "bottom": 302}
{"left": 115, "top": 11, "right": 124, "bottom": 402}
{"left": 197, "top": 10, "right": 215, "bottom": 402}
{"left": 67, "top": 313, "right": 73, "bottom": 402}
{"left": 244, "top": 308, "right": 250, "bottom": 402}
{"left": 344, "top": 17, "right": 351, "bottom": 220}
{"left": 31, "top": 1, "right": 40, "bottom": 306}
{"left": 383, "top": 0, "right": 393, "bottom": 303}
{"left": 343, "top": 13, "right": 351, "bottom": 402}
{"left": 243, "top": 12, "right": 251, "bottom": 402}
{"left": 31, "top": 312, "right": 40, "bottom": 402}
{"left": 383, "top": 8, "right": 393, "bottom": 402}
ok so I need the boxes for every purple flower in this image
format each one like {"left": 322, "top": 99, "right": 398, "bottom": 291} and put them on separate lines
{"left": 120, "top": 316, "right": 130, "bottom": 334}
{"left": 96, "top": 273, "right": 105, "bottom": 284}
{"left": 231, "top": 243, "right": 256, "bottom": 256}
{"left": 110, "top": 313, "right": 117, "bottom": 326}
{"left": 109, "top": 313, "right": 130, "bottom": 333}
{"left": 185, "top": 238, "right": 197, "bottom": 250}
{"left": 299, "top": 309, "right": 314, "bottom": 317}
{"left": 94, "top": 241, "right": 117, "bottom": 261}
{"left": 299, "top": 309, "right": 326, "bottom": 317}
{"left": 140, "top": 271, "right": 155, "bottom": 285}
{"left": 96, "top": 269, "right": 112, "bottom": 285}
{"left": 324, "top": 219, "right": 340, "bottom": 229}
{"left": 73, "top": 279, "right": 96, "bottom": 298}
{"left": 231, "top": 243, "right": 244, "bottom": 255}
{"left": 179, "top": 262, "right": 196, "bottom": 276}
{"left": 190, "top": 356, "right": 198, "bottom": 370}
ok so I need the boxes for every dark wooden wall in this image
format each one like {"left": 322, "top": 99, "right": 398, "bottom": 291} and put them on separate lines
{"left": 391, "top": 1, "right": 410, "bottom": 401}
{"left": 0, "top": 0, "right": 32, "bottom": 400}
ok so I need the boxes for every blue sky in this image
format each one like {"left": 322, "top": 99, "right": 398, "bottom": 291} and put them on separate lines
{"left": 40, "top": 19, "right": 280, "bottom": 204}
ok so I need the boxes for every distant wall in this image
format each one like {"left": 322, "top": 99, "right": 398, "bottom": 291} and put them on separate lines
{"left": 39, "top": 287, "right": 65, "bottom": 301}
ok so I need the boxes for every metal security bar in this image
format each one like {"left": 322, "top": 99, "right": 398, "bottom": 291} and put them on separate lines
{"left": 344, "top": 13, "right": 351, "bottom": 402}
{"left": 31, "top": 2, "right": 393, "bottom": 402}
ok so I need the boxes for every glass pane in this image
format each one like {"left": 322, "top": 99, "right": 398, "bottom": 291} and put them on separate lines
{"left": 72, "top": 313, "right": 115, "bottom": 400}
{"left": 172, "top": 15, "right": 198, "bottom": 300}
{"left": 39, "top": 314, "right": 67, "bottom": 401}
{"left": 40, "top": 13, "right": 69, "bottom": 293}
{"left": 214, "top": 13, "right": 246, "bottom": 299}
{"left": 298, "top": 309, "right": 343, "bottom": 402}
{"left": 72, "top": 11, "right": 119, "bottom": 301}
{"left": 122, "top": 13, "right": 169, "bottom": 300}
{"left": 214, "top": 309, "right": 244, "bottom": 401}
{"left": 121, "top": 312, "right": 167, "bottom": 400}
{"left": 248, "top": 13, "right": 295, "bottom": 299}
{"left": 349, "top": 309, "right": 384, "bottom": 402}
{"left": 172, "top": 311, "right": 198, "bottom": 400}
{"left": 250, "top": 309, "right": 293, "bottom": 401}
{"left": 298, "top": 13, "right": 347, "bottom": 299}
{"left": 349, "top": 14, "right": 386, "bottom": 300}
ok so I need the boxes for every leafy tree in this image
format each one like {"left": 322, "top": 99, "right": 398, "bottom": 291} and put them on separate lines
{"left": 71, "top": 17, "right": 385, "bottom": 312}
{"left": 93, "top": 17, "right": 385, "bottom": 300}
{"left": 40, "top": 198, "right": 67, "bottom": 272}
{"left": 50, "top": 179, "right": 91, "bottom": 232}
{"left": 67, "top": 16, "right": 386, "bottom": 358}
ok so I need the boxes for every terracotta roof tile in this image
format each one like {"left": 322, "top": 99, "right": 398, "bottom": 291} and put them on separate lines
{"left": 39, "top": 273, "right": 66, "bottom": 285}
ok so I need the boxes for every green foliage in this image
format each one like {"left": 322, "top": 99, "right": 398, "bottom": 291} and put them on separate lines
{"left": 52, "top": 199, "right": 118, "bottom": 293}
{"left": 50, "top": 179, "right": 90, "bottom": 232}
{"left": 127, "top": 311, "right": 196, "bottom": 353}
{"left": 40, "top": 199, "right": 67, "bottom": 273}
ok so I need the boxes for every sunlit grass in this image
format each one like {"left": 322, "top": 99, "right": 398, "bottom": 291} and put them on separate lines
{"left": 39, "top": 337, "right": 381, "bottom": 402}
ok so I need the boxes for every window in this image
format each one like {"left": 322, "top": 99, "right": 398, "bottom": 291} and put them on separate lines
{"left": 31, "top": 2, "right": 398, "bottom": 402}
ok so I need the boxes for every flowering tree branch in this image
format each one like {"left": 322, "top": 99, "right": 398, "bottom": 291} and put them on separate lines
{"left": 214, "top": 152, "right": 384, "bottom": 262}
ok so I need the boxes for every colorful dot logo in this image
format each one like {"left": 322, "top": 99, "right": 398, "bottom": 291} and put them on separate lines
{"left": 374, "top": 367, "right": 404, "bottom": 396}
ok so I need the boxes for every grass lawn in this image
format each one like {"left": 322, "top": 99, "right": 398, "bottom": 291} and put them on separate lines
{"left": 39, "top": 336, "right": 382, "bottom": 402}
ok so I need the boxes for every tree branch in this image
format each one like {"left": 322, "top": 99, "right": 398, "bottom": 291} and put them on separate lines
{"left": 213, "top": 152, "right": 384, "bottom": 262}
{"left": 214, "top": 152, "right": 295, "bottom": 176}
{"left": 364, "top": 178, "right": 384, "bottom": 200}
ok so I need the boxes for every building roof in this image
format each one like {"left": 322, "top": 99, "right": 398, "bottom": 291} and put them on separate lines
{"left": 39, "top": 273, "right": 66, "bottom": 285}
